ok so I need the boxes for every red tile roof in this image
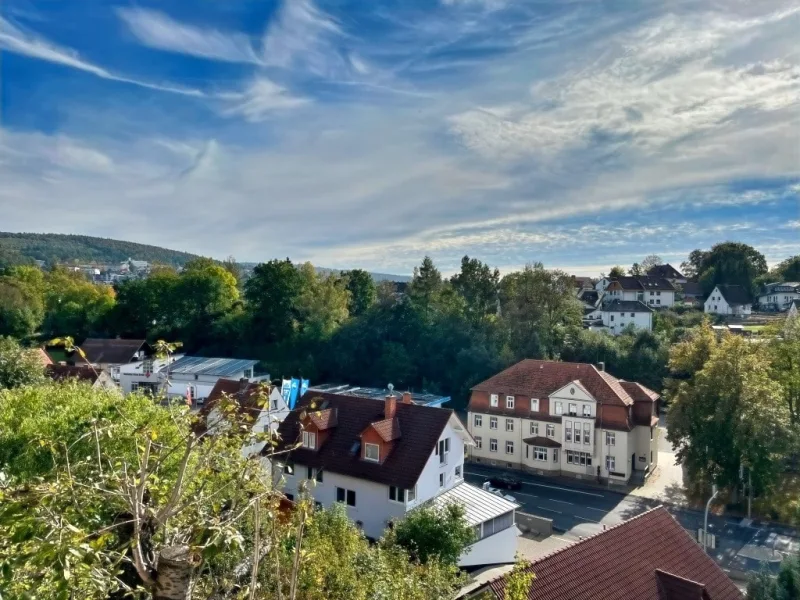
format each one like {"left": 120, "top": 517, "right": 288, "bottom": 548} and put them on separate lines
{"left": 45, "top": 364, "right": 100, "bottom": 383}
{"left": 367, "top": 417, "right": 402, "bottom": 442}
{"left": 471, "top": 360, "right": 635, "bottom": 408}
{"left": 486, "top": 507, "right": 743, "bottom": 600}
{"left": 196, "top": 379, "right": 272, "bottom": 434}
{"left": 620, "top": 381, "right": 660, "bottom": 403}
{"left": 272, "top": 391, "right": 453, "bottom": 490}
{"left": 656, "top": 569, "right": 709, "bottom": 600}
{"left": 308, "top": 407, "right": 338, "bottom": 431}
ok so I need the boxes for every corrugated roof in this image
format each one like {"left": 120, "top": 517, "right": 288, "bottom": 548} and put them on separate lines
{"left": 167, "top": 356, "right": 258, "bottom": 377}
{"left": 433, "top": 482, "right": 518, "bottom": 526}
{"left": 308, "top": 383, "right": 449, "bottom": 406}
{"left": 602, "top": 299, "right": 654, "bottom": 313}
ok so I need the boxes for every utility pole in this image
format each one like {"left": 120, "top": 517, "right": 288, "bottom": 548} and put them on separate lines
{"left": 748, "top": 468, "right": 752, "bottom": 520}
{"left": 704, "top": 484, "right": 719, "bottom": 554}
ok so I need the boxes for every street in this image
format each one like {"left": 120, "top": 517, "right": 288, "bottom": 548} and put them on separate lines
{"left": 465, "top": 463, "right": 799, "bottom": 579}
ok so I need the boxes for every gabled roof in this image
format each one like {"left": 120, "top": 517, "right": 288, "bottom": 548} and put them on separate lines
{"left": 308, "top": 408, "right": 338, "bottom": 431}
{"left": 167, "top": 356, "right": 259, "bottom": 377}
{"left": 619, "top": 381, "right": 660, "bottom": 403}
{"left": 272, "top": 391, "right": 453, "bottom": 490}
{"left": 78, "top": 338, "right": 147, "bottom": 365}
{"left": 35, "top": 348, "right": 53, "bottom": 367}
{"left": 602, "top": 299, "right": 654, "bottom": 313}
{"left": 46, "top": 364, "right": 100, "bottom": 384}
{"left": 485, "top": 507, "right": 743, "bottom": 600}
{"left": 681, "top": 281, "right": 703, "bottom": 297}
{"left": 433, "top": 482, "right": 518, "bottom": 526}
{"left": 647, "top": 264, "right": 684, "bottom": 280}
{"left": 366, "top": 417, "right": 402, "bottom": 442}
{"left": 471, "top": 360, "right": 635, "bottom": 407}
{"left": 196, "top": 379, "right": 273, "bottom": 434}
{"left": 714, "top": 284, "right": 752, "bottom": 306}
{"left": 609, "top": 276, "right": 676, "bottom": 292}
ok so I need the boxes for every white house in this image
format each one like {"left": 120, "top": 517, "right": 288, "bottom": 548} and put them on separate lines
{"left": 600, "top": 300, "right": 654, "bottom": 335}
{"left": 467, "top": 360, "right": 660, "bottom": 485}
{"left": 57, "top": 338, "right": 150, "bottom": 385}
{"left": 272, "top": 389, "right": 520, "bottom": 567}
{"left": 119, "top": 354, "right": 182, "bottom": 395}
{"left": 704, "top": 284, "right": 752, "bottom": 316}
{"left": 162, "top": 356, "right": 267, "bottom": 406}
{"left": 758, "top": 282, "right": 800, "bottom": 312}
{"left": 603, "top": 276, "right": 676, "bottom": 308}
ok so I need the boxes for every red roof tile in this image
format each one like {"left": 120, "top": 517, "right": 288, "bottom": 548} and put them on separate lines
{"left": 486, "top": 507, "right": 743, "bottom": 600}
{"left": 367, "top": 417, "right": 401, "bottom": 442}
{"left": 471, "top": 360, "right": 635, "bottom": 408}
{"left": 307, "top": 407, "right": 338, "bottom": 431}
{"left": 620, "top": 381, "right": 660, "bottom": 403}
{"left": 46, "top": 364, "right": 100, "bottom": 383}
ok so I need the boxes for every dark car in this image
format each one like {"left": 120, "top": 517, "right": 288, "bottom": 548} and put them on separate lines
{"left": 489, "top": 475, "right": 522, "bottom": 490}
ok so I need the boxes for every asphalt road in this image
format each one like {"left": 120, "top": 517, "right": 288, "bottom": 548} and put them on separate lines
{"left": 465, "top": 463, "right": 799, "bottom": 578}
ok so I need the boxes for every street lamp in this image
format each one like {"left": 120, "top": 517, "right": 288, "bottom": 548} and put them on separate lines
{"left": 703, "top": 484, "right": 719, "bottom": 554}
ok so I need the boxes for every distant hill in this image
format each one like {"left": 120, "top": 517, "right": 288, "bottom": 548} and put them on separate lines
{"left": 0, "top": 232, "right": 201, "bottom": 267}
{"left": 239, "top": 263, "right": 411, "bottom": 283}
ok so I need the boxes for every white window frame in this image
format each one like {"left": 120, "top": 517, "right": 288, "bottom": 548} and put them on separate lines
{"left": 565, "top": 421, "right": 572, "bottom": 442}
{"left": 606, "top": 431, "right": 616, "bottom": 446}
{"left": 407, "top": 486, "right": 417, "bottom": 503}
{"left": 475, "top": 436, "right": 482, "bottom": 449}
{"left": 606, "top": 455, "right": 616, "bottom": 472}
{"left": 439, "top": 473, "right": 445, "bottom": 488}
{"left": 302, "top": 430, "right": 317, "bottom": 450}
{"left": 505, "top": 441, "right": 514, "bottom": 455}
{"left": 364, "top": 443, "right": 380, "bottom": 462}
{"left": 455, "top": 464, "right": 463, "bottom": 479}
{"left": 531, "top": 398, "right": 540, "bottom": 412}
{"left": 283, "top": 463, "right": 294, "bottom": 475}
{"left": 546, "top": 424, "right": 555, "bottom": 437}
{"left": 474, "top": 414, "right": 482, "bottom": 428}
{"left": 583, "top": 423, "right": 591, "bottom": 444}
{"left": 490, "top": 394, "right": 499, "bottom": 407}
{"left": 489, "top": 417, "right": 498, "bottom": 430}
{"left": 389, "top": 486, "right": 405, "bottom": 503}
{"left": 554, "top": 401, "right": 563, "bottom": 415}
{"left": 530, "top": 422, "right": 538, "bottom": 435}
{"left": 568, "top": 403, "right": 577, "bottom": 416}
{"left": 506, "top": 395, "right": 515, "bottom": 409}
{"left": 505, "top": 418, "right": 514, "bottom": 432}
{"left": 583, "top": 404, "right": 591, "bottom": 417}
{"left": 336, "top": 487, "right": 356, "bottom": 507}
{"left": 533, "top": 446, "right": 547, "bottom": 461}
{"left": 490, "top": 438, "right": 498, "bottom": 452}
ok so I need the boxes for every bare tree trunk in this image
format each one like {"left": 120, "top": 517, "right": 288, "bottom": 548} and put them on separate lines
{"left": 153, "top": 546, "right": 196, "bottom": 600}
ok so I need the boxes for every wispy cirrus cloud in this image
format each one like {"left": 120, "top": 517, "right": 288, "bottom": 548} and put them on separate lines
{"left": 222, "top": 78, "right": 311, "bottom": 121}
{"left": 0, "top": 16, "right": 206, "bottom": 97}
{"left": 116, "top": 7, "right": 262, "bottom": 65}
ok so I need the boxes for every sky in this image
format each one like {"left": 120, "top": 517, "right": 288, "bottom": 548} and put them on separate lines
{"left": 0, "top": 0, "right": 798, "bottom": 277}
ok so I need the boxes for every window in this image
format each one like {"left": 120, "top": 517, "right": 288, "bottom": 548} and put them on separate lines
{"left": 364, "top": 443, "right": 380, "bottom": 462}
{"left": 306, "top": 467, "right": 323, "bottom": 482}
{"left": 606, "top": 431, "right": 616, "bottom": 446}
{"left": 505, "top": 418, "right": 514, "bottom": 432}
{"left": 531, "top": 398, "right": 540, "bottom": 412}
{"left": 583, "top": 404, "right": 591, "bottom": 417}
{"left": 566, "top": 451, "right": 592, "bottom": 466}
{"left": 142, "top": 359, "right": 154, "bottom": 376}
{"left": 568, "top": 403, "right": 577, "bottom": 416}
{"left": 489, "top": 417, "right": 498, "bottom": 430}
{"left": 650, "top": 427, "right": 654, "bottom": 441}
{"left": 438, "top": 438, "right": 450, "bottom": 465}
{"left": 455, "top": 464, "right": 462, "bottom": 479}
{"left": 606, "top": 455, "right": 616, "bottom": 472}
{"left": 554, "top": 402, "right": 563, "bottom": 415}
{"left": 474, "top": 414, "right": 482, "bottom": 428}
{"left": 285, "top": 493, "right": 294, "bottom": 502}
{"left": 302, "top": 431, "right": 317, "bottom": 450}
{"left": 656, "top": 299, "right": 661, "bottom": 305}
{"left": 283, "top": 463, "right": 294, "bottom": 475}
{"left": 565, "top": 421, "right": 572, "bottom": 442}
{"left": 530, "top": 422, "right": 538, "bottom": 435}
{"left": 271, "top": 397, "right": 279, "bottom": 411}
{"left": 505, "top": 441, "right": 514, "bottom": 455}
{"left": 583, "top": 423, "right": 591, "bottom": 444}
{"left": 475, "top": 436, "right": 482, "bottom": 449}
{"left": 630, "top": 313, "right": 635, "bottom": 317}
{"left": 506, "top": 395, "right": 515, "bottom": 409}
{"left": 490, "top": 438, "right": 498, "bottom": 452}
{"left": 407, "top": 486, "right": 416, "bottom": 503}
{"left": 389, "top": 486, "right": 405, "bottom": 503}
{"left": 533, "top": 446, "right": 547, "bottom": 461}
{"left": 610, "top": 315, "right": 614, "bottom": 322}
{"left": 553, "top": 449, "right": 559, "bottom": 463}
{"left": 657, "top": 291, "right": 661, "bottom": 296}
{"left": 650, "top": 451, "right": 653, "bottom": 463}
{"left": 490, "top": 394, "right": 499, "bottom": 407}
{"left": 336, "top": 487, "right": 356, "bottom": 507}
{"left": 439, "top": 473, "right": 445, "bottom": 488}
{"left": 546, "top": 424, "right": 555, "bottom": 437}
{"left": 131, "top": 382, "right": 139, "bottom": 392}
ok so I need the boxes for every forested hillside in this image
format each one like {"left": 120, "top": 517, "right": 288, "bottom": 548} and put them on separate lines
{"left": 0, "top": 232, "right": 200, "bottom": 267}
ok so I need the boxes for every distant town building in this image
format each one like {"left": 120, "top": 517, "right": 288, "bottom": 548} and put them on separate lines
{"left": 758, "top": 282, "right": 800, "bottom": 312}
{"left": 704, "top": 285, "right": 752, "bottom": 316}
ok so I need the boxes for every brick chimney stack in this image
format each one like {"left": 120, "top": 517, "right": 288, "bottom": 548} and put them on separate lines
{"left": 385, "top": 383, "right": 397, "bottom": 419}
{"left": 402, "top": 392, "right": 413, "bottom": 405}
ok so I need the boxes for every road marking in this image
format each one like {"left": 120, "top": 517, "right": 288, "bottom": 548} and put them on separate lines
{"left": 550, "top": 499, "right": 574, "bottom": 506}
{"left": 583, "top": 507, "right": 608, "bottom": 513}
{"left": 523, "top": 481, "right": 605, "bottom": 498}
{"left": 551, "top": 536, "right": 574, "bottom": 544}
{"left": 513, "top": 492, "right": 539, "bottom": 499}
{"left": 536, "top": 506, "right": 563, "bottom": 515}
{"left": 573, "top": 515, "right": 598, "bottom": 523}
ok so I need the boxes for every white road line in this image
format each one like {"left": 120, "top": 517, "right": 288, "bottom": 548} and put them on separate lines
{"left": 513, "top": 492, "right": 539, "bottom": 499}
{"left": 573, "top": 515, "right": 598, "bottom": 523}
{"left": 584, "top": 507, "right": 608, "bottom": 513}
{"left": 550, "top": 499, "right": 574, "bottom": 505}
{"left": 522, "top": 482, "right": 605, "bottom": 498}
{"left": 536, "top": 506, "right": 563, "bottom": 515}
{"left": 551, "top": 536, "right": 574, "bottom": 544}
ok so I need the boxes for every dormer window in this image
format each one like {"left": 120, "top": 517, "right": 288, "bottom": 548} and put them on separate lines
{"left": 364, "top": 443, "right": 380, "bottom": 462}
{"left": 302, "top": 431, "right": 317, "bottom": 450}
{"left": 506, "top": 395, "right": 515, "bottom": 409}
{"left": 490, "top": 394, "right": 499, "bottom": 407}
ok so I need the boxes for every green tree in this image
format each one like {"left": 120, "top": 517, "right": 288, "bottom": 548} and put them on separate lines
{"left": 0, "top": 278, "right": 44, "bottom": 339}
{"left": 768, "top": 316, "right": 800, "bottom": 425}
{"left": 41, "top": 267, "right": 115, "bottom": 339}
{"left": 0, "top": 337, "right": 46, "bottom": 389}
{"left": 387, "top": 502, "right": 475, "bottom": 566}
{"left": 692, "top": 242, "right": 768, "bottom": 295}
{"left": 747, "top": 551, "right": 800, "bottom": 600}
{"left": 408, "top": 256, "right": 444, "bottom": 319}
{"left": 607, "top": 265, "right": 626, "bottom": 278}
{"left": 681, "top": 249, "right": 709, "bottom": 280}
{"left": 504, "top": 559, "right": 536, "bottom": 600}
{"left": 341, "top": 269, "right": 377, "bottom": 317}
{"left": 244, "top": 258, "right": 303, "bottom": 344}
{"left": 450, "top": 255, "right": 500, "bottom": 323}
{"left": 666, "top": 326, "right": 791, "bottom": 494}
{"left": 295, "top": 263, "right": 351, "bottom": 339}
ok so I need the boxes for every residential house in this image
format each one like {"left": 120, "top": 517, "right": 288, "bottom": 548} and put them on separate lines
{"left": 600, "top": 300, "right": 654, "bottom": 335}
{"left": 603, "top": 276, "right": 676, "bottom": 308}
{"left": 646, "top": 263, "right": 687, "bottom": 284}
{"left": 202, "top": 379, "right": 289, "bottom": 458}
{"left": 470, "top": 506, "right": 743, "bottom": 600}
{"left": 789, "top": 299, "right": 799, "bottom": 318}
{"left": 271, "top": 389, "right": 520, "bottom": 567}
{"left": 34, "top": 348, "right": 53, "bottom": 368}
{"left": 758, "top": 282, "right": 800, "bottom": 312}
{"left": 119, "top": 354, "right": 182, "bottom": 396}
{"left": 308, "top": 383, "right": 451, "bottom": 407}
{"left": 704, "top": 285, "right": 752, "bottom": 316}
{"left": 63, "top": 338, "right": 151, "bottom": 385}
{"left": 46, "top": 364, "right": 117, "bottom": 391}
{"left": 161, "top": 356, "right": 266, "bottom": 407}
{"left": 679, "top": 281, "right": 704, "bottom": 306}
{"left": 467, "top": 360, "right": 659, "bottom": 485}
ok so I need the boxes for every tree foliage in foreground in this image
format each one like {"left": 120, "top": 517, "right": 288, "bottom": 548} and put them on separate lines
{"left": 0, "top": 335, "right": 46, "bottom": 390}
{"left": 747, "top": 550, "right": 800, "bottom": 600}
{"left": 386, "top": 502, "right": 475, "bottom": 566}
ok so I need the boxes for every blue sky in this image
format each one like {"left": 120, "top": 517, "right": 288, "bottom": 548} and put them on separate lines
{"left": 1, "top": 0, "right": 798, "bottom": 276}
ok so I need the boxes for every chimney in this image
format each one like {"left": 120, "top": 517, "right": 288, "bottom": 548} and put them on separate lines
{"left": 385, "top": 383, "right": 397, "bottom": 419}
{"left": 598, "top": 361, "right": 605, "bottom": 372}
{"left": 402, "top": 392, "right": 413, "bottom": 405}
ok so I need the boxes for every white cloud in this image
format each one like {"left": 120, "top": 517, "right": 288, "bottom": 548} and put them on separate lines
{"left": 117, "top": 8, "right": 262, "bottom": 65}
{"left": 0, "top": 16, "right": 205, "bottom": 97}
{"left": 222, "top": 78, "right": 311, "bottom": 121}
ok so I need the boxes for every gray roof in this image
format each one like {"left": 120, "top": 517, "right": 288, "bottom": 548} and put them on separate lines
{"left": 166, "top": 356, "right": 258, "bottom": 377}
{"left": 716, "top": 284, "right": 752, "bottom": 306}
{"left": 602, "top": 299, "right": 654, "bottom": 313}
{"left": 433, "top": 482, "right": 518, "bottom": 526}
{"left": 609, "top": 276, "right": 676, "bottom": 291}
{"left": 308, "top": 383, "right": 449, "bottom": 406}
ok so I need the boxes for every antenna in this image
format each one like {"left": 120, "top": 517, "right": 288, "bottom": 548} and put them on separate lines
{"left": 387, "top": 383, "right": 394, "bottom": 394}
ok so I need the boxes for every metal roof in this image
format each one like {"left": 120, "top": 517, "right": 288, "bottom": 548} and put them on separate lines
{"left": 307, "top": 383, "right": 450, "bottom": 407}
{"left": 165, "top": 356, "right": 258, "bottom": 377}
{"left": 433, "top": 482, "right": 518, "bottom": 526}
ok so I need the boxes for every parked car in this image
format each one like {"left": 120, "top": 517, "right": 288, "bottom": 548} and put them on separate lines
{"left": 481, "top": 481, "right": 517, "bottom": 503}
{"left": 489, "top": 474, "right": 522, "bottom": 490}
